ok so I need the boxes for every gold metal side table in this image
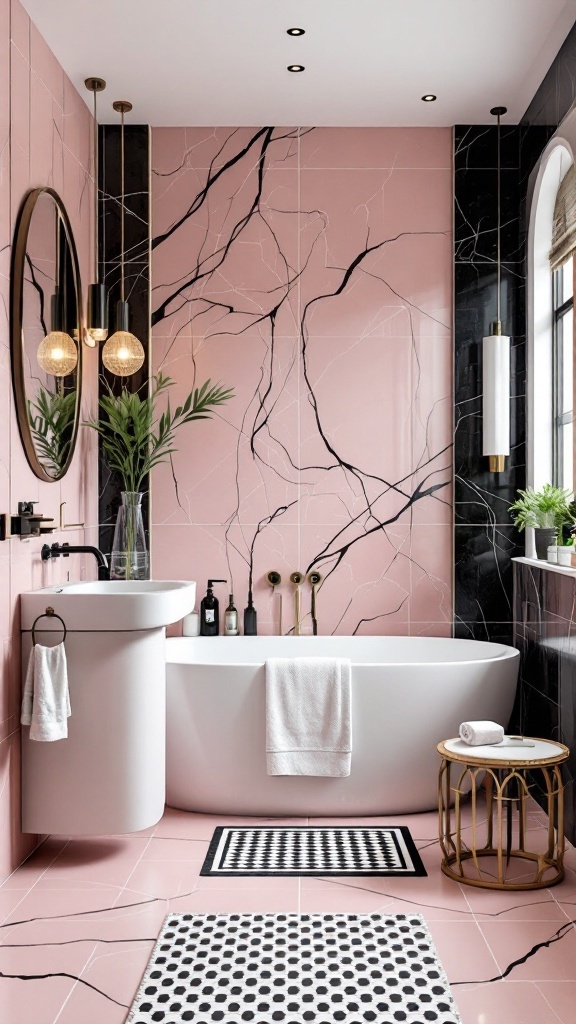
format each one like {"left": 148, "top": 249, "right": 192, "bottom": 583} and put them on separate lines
{"left": 438, "top": 737, "right": 570, "bottom": 890}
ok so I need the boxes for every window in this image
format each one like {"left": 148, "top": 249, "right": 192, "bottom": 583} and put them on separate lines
{"left": 552, "top": 255, "right": 574, "bottom": 491}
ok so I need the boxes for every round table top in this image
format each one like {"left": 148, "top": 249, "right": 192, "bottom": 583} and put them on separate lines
{"left": 438, "top": 737, "right": 570, "bottom": 767}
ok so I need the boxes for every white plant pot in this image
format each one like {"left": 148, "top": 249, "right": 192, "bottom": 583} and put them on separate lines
{"left": 557, "top": 547, "right": 573, "bottom": 566}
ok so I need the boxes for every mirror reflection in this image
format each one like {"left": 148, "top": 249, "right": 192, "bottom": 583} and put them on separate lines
{"left": 12, "top": 188, "right": 83, "bottom": 481}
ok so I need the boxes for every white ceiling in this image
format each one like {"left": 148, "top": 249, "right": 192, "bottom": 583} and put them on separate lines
{"left": 19, "top": 0, "right": 576, "bottom": 126}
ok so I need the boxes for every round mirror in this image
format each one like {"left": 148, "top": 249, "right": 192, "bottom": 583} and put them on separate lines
{"left": 11, "top": 187, "right": 83, "bottom": 481}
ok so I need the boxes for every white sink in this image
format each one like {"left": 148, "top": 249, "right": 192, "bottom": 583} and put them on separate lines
{"left": 21, "top": 579, "right": 196, "bottom": 632}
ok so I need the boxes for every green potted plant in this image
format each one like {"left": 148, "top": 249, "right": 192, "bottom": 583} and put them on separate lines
{"left": 85, "top": 372, "right": 233, "bottom": 579}
{"left": 28, "top": 385, "right": 76, "bottom": 477}
{"left": 509, "top": 484, "right": 573, "bottom": 560}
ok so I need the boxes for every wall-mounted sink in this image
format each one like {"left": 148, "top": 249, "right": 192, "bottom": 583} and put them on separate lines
{"left": 21, "top": 579, "right": 196, "bottom": 632}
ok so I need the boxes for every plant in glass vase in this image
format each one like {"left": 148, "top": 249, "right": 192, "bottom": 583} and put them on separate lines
{"left": 85, "top": 373, "right": 233, "bottom": 579}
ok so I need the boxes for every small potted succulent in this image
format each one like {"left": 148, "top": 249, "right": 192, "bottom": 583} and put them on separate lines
{"left": 509, "top": 485, "right": 573, "bottom": 560}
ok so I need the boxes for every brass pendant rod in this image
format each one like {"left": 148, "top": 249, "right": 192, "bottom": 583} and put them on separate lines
{"left": 93, "top": 89, "right": 99, "bottom": 284}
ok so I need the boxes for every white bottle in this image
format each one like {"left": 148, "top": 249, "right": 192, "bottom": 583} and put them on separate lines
{"left": 182, "top": 609, "right": 200, "bottom": 636}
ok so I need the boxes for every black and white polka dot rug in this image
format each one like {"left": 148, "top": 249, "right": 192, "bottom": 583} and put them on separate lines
{"left": 127, "top": 912, "right": 461, "bottom": 1023}
{"left": 200, "top": 827, "right": 426, "bottom": 877}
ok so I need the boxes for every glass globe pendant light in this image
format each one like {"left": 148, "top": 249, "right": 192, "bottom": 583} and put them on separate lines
{"left": 84, "top": 77, "right": 108, "bottom": 346}
{"left": 37, "top": 288, "right": 78, "bottom": 376}
{"left": 101, "top": 99, "right": 145, "bottom": 377}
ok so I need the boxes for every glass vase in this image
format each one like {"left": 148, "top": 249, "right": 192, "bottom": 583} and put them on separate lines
{"left": 110, "top": 491, "right": 149, "bottom": 581}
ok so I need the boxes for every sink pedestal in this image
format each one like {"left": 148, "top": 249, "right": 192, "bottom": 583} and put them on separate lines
{"left": 20, "top": 579, "right": 195, "bottom": 835}
{"left": 22, "top": 627, "right": 166, "bottom": 835}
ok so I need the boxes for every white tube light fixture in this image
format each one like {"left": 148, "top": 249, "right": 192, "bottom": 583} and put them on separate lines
{"left": 482, "top": 105, "right": 510, "bottom": 474}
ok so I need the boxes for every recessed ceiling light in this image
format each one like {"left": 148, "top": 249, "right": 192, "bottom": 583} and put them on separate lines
{"left": 287, "top": 64, "right": 305, "bottom": 73}
{"left": 287, "top": 27, "right": 305, "bottom": 36}
{"left": 421, "top": 94, "right": 437, "bottom": 102}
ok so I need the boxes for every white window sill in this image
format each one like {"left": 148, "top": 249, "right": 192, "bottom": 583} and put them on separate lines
{"left": 513, "top": 555, "right": 576, "bottom": 577}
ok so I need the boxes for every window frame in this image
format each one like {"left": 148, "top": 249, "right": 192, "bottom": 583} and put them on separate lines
{"left": 551, "top": 260, "right": 574, "bottom": 490}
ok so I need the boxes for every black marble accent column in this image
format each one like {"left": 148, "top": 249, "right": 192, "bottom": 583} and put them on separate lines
{"left": 453, "top": 118, "right": 565, "bottom": 647}
{"left": 98, "top": 124, "right": 150, "bottom": 557}
{"left": 454, "top": 125, "right": 525, "bottom": 646}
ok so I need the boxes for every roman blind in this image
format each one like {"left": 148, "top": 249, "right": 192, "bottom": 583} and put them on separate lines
{"left": 550, "top": 164, "right": 576, "bottom": 271}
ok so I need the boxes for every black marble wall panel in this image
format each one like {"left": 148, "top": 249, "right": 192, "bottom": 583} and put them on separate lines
{"left": 98, "top": 124, "right": 150, "bottom": 556}
{"left": 514, "top": 562, "right": 576, "bottom": 842}
{"left": 454, "top": 77, "right": 576, "bottom": 646}
{"left": 454, "top": 125, "right": 525, "bottom": 647}
{"left": 522, "top": 20, "right": 576, "bottom": 130}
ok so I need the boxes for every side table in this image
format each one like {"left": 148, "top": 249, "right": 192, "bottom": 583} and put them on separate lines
{"left": 437, "top": 737, "right": 570, "bottom": 890}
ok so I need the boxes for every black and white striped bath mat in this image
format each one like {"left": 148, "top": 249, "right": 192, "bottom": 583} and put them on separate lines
{"left": 127, "top": 912, "right": 461, "bottom": 1023}
{"left": 200, "top": 827, "right": 426, "bottom": 877}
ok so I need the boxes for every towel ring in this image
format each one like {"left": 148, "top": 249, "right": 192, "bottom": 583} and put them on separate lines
{"left": 31, "top": 606, "right": 67, "bottom": 646}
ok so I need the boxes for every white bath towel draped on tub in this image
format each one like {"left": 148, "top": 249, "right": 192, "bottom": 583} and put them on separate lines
{"left": 265, "top": 657, "right": 352, "bottom": 776}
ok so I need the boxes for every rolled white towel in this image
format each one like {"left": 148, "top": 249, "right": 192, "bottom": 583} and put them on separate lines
{"left": 459, "top": 720, "right": 504, "bottom": 746}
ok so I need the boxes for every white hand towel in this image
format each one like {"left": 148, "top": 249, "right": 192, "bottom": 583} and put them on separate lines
{"left": 459, "top": 720, "right": 504, "bottom": 746}
{"left": 266, "top": 657, "right": 351, "bottom": 776}
{"left": 21, "top": 642, "right": 71, "bottom": 741}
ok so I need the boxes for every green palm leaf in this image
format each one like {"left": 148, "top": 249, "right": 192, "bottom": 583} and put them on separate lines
{"left": 84, "top": 372, "right": 234, "bottom": 493}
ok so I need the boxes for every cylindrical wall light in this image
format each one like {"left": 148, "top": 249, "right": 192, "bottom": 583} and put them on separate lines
{"left": 482, "top": 105, "right": 510, "bottom": 474}
{"left": 482, "top": 322, "right": 510, "bottom": 473}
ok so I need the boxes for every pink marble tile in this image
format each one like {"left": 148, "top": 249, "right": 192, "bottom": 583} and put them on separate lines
{"left": 120, "top": 859, "right": 202, "bottom": 901}
{"left": 0, "top": 838, "right": 69, "bottom": 890}
{"left": 535, "top": 982, "right": 576, "bottom": 1024}
{"left": 426, "top": 920, "right": 499, "bottom": 983}
{"left": 299, "top": 127, "right": 453, "bottom": 170}
{"left": 151, "top": 332, "right": 299, "bottom": 528}
{"left": 55, "top": 938, "right": 155, "bottom": 1024}
{"left": 9, "top": 42, "right": 30, "bottom": 212}
{"left": 409, "top": 524, "right": 453, "bottom": 622}
{"left": 9, "top": 0, "right": 29, "bottom": 62}
{"left": 151, "top": 127, "right": 453, "bottom": 634}
{"left": 29, "top": 21, "right": 64, "bottom": 109}
{"left": 455, "top": 981, "right": 565, "bottom": 1024}
{"left": 38, "top": 838, "right": 152, "bottom": 890}
{"left": 480, "top": 919, "right": 576, "bottom": 981}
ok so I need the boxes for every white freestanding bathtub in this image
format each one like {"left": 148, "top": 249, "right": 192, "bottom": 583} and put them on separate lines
{"left": 165, "top": 636, "right": 519, "bottom": 816}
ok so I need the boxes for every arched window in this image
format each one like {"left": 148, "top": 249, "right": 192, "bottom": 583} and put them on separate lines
{"left": 528, "top": 141, "right": 574, "bottom": 494}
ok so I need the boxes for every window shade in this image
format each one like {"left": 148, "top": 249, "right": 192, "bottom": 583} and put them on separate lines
{"left": 550, "top": 164, "right": 576, "bottom": 271}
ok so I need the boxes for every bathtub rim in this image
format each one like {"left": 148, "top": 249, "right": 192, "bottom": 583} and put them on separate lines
{"left": 165, "top": 635, "right": 520, "bottom": 669}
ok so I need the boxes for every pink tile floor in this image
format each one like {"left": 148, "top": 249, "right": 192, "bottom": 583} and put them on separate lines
{"left": 0, "top": 806, "right": 575, "bottom": 1023}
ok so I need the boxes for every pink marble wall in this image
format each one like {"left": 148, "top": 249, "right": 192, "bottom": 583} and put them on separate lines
{"left": 0, "top": 0, "right": 98, "bottom": 881}
{"left": 151, "top": 127, "right": 453, "bottom": 635}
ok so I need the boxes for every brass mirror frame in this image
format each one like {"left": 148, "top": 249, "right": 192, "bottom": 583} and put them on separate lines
{"left": 10, "top": 187, "right": 84, "bottom": 482}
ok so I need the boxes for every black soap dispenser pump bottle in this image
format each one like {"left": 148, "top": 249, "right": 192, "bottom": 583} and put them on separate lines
{"left": 244, "top": 589, "right": 257, "bottom": 635}
{"left": 200, "top": 579, "right": 226, "bottom": 636}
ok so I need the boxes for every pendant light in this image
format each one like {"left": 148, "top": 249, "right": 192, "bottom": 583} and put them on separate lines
{"left": 482, "top": 105, "right": 510, "bottom": 474}
{"left": 101, "top": 100, "right": 145, "bottom": 377}
{"left": 84, "top": 77, "right": 108, "bottom": 346}
{"left": 37, "top": 290, "right": 78, "bottom": 376}
{"left": 37, "top": 212, "right": 77, "bottom": 377}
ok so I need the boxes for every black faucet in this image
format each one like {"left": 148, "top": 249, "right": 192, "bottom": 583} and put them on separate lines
{"left": 41, "top": 542, "right": 110, "bottom": 581}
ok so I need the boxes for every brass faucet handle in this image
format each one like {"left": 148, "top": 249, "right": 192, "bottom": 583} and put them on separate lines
{"left": 290, "top": 571, "right": 303, "bottom": 585}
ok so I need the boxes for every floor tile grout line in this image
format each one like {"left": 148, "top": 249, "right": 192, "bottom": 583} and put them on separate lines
{"left": 534, "top": 981, "right": 567, "bottom": 1024}
{"left": 457, "top": 880, "right": 502, "bottom": 978}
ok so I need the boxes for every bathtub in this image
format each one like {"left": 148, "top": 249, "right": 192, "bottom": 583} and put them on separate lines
{"left": 165, "top": 635, "right": 519, "bottom": 816}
